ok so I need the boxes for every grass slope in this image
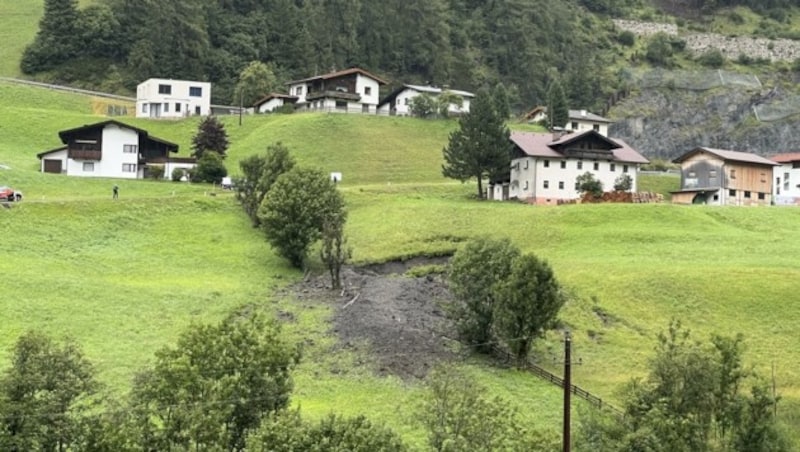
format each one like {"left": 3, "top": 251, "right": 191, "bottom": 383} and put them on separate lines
{"left": 0, "top": 81, "right": 797, "bottom": 445}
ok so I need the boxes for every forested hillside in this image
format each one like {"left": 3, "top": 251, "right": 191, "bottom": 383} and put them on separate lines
{"left": 21, "top": 0, "right": 645, "bottom": 108}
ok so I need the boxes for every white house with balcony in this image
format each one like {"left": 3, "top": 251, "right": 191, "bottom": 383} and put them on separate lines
{"left": 37, "top": 120, "right": 194, "bottom": 179}
{"left": 488, "top": 130, "right": 649, "bottom": 204}
{"left": 377, "top": 85, "right": 474, "bottom": 116}
{"left": 771, "top": 153, "right": 800, "bottom": 205}
{"left": 286, "top": 68, "right": 386, "bottom": 114}
{"left": 136, "top": 78, "right": 211, "bottom": 119}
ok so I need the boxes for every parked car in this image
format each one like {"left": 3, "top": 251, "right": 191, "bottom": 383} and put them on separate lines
{"left": 0, "top": 186, "right": 22, "bottom": 202}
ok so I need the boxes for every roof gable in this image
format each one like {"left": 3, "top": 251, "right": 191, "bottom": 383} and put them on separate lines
{"left": 673, "top": 147, "right": 778, "bottom": 166}
{"left": 57, "top": 120, "right": 179, "bottom": 152}
{"left": 568, "top": 109, "right": 612, "bottom": 123}
{"left": 510, "top": 130, "right": 649, "bottom": 164}
{"left": 253, "top": 93, "right": 299, "bottom": 108}
{"left": 287, "top": 67, "right": 388, "bottom": 86}
{"left": 770, "top": 152, "right": 800, "bottom": 164}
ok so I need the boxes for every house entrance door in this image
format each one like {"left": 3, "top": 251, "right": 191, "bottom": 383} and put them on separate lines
{"left": 150, "top": 103, "right": 161, "bottom": 118}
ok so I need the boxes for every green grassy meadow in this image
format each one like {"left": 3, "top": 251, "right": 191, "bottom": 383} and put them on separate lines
{"left": 1, "top": 79, "right": 799, "bottom": 446}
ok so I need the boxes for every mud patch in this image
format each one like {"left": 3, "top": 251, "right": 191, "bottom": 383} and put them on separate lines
{"left": 285, "top": 257, "right": 460, "bottom": 380}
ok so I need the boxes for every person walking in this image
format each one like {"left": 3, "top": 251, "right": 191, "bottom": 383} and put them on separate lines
{"left": 113, "top": 184, "right": 119, "bottom": 199}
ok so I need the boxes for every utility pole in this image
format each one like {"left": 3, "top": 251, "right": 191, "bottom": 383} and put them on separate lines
{"left": 239, "top": 90, "right": 243, "bottom": 126}
{"left": 563, "top": 331, "right": 572, "bottom": 452}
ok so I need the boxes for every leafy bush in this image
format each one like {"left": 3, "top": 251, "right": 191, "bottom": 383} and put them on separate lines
{"left": 698, "top": 49, "right": 725, "bottom": 68}
{"left": 645, "top": 33, "right": 674, "bottom": 67}
{"left": 275, "top": 103, "right": 295, "bottom": 114}
{"left": 576, "top": 171, "right": 603, "bottom": 198}
{"left": 617, "top": 30, "right": 635, "bottom": 47}
{"left": 145, "top": 164, "right": 165, "bottom": 180}
{"left": 409, "top": 93, "right": 437, "bottom": 118}
{"left": 193, "top": 152, "right": 228, "bottom": 184}
{"left": 171, "top": 167, "right": 185, "bottom": 182}
{"left": 613, "top": 174, "right": 633, "bottom": 192}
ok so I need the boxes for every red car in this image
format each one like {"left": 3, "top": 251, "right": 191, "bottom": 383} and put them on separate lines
{"left": 0, "top": 186, "right": 22, "bottom": 202}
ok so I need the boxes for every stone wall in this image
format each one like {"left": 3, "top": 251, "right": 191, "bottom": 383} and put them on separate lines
{"left": 613, "top": 19, "right": 800, "bottom": 62}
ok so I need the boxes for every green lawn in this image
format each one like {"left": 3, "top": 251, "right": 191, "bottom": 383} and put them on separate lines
{"left": 1, "top": 81, "right": 798, "bottom": 445}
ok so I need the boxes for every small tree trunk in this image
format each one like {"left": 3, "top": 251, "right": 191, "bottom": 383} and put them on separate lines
{"left": 477, "top": 176, "right": 484, "bottom": 199}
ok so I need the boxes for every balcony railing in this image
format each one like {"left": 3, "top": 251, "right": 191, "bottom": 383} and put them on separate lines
{"left": 68, "top": 149, "right": 102, "bottom": 160}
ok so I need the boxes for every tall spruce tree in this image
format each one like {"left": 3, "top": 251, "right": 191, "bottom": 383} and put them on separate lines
{"left": 191, "top": 116, "right": 230, "bottom": 158}
{"left": 547, "top": 79, "right": 569, "bottom": 130}
{"left": 442, "top": 89, "right": 511, "bottom": 199}
{"left": 20, "top": 0, "right": 81, "bottom": 73}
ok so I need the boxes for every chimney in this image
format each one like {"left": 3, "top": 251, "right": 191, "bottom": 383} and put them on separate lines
{"left": 580, "top": 109, "right": 587, "bottom": 117}
{"left": 551, "top": 126, "right": 566, "bottom": 142}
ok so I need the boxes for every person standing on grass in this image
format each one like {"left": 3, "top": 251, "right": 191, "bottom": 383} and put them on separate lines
{"left": 113, "top": 184, "right": 119, "bottom": 199}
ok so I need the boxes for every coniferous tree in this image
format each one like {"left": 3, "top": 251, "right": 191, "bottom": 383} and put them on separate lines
{"left": 191, "top": 116, "right": 230, "bottom": 158}
{"left": 547, "top": 79, "right": 569, "bottom": 130}
{"left": 442, "top": 88, "right": 511, "bottom": 199}
{"left": 20, "top": 0, "right": 81, "bottom": 73}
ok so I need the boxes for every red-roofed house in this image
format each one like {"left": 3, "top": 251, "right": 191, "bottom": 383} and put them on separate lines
{"left": 771, "top": 153, "right": 800, "bottom": 205}
{"left": 488, "top": 130, "right": 649, "bottom": 204}
{"left": 286, "top": 68, "right": 388, "bottom": 114}
{"left": 671, "top": 147, "right": 777, "bottom": 206}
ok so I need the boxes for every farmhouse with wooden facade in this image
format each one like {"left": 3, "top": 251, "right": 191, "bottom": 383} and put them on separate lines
{"left": 37, "top": 120, "right": 195, "bottom": 180}
{"left": 671, "top": 147, "right": 777, "bottom": 206}
{"left": 488, "top": 130, "right": 649, "bottom": 204}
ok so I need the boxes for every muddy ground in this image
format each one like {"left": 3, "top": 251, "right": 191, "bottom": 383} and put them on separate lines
{"left": 288, "top": 257, "right": 460, "bottom": 380}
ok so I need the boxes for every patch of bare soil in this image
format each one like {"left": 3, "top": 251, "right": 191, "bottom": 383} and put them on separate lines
{"left": 288, "top": 258, "right": 459, "bottom": 380}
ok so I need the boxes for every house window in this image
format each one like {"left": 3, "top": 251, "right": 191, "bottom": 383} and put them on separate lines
{"left": 575, "top": 182, "right": 580, "bottom": 190}
{"left": 593, "top": 124, "right": 599, "bottom": 132}
{"left": 623, "top": 165, "right": 629, "bottom": 173}
{"left": 760, "top": 172, "right": 766, "bottom": 183}
{"left": 558, "top": 181, "right": 565, "bottom": 190}
{"left": 544, "top": 160, "right": 550, "bottom": 168}
{"left": 141, "top": 104, "right": 148, "bottom": 113}
{"left": 123, "top": 144, "right": 138, "bottom": 153}
{"left": 560, "top": 161, "right": 566, "bottom": 169}
{"left": 729, "top": 189, "right": 736, "bottom": 196}
{"left": 571, "top": 122, "right": 578, "bottom": 130}
{"left": 122, "top": 163, "right": 137, "bottom": 173}
{"left": 195, "top": 106, "right": 201, "bottom": 115}
{"left": 744, "top": 191, "right": 751, "bottom": 198}
{"left": 713, "top": 194, "right": 719, "bottom": 201}
{"left": 730, "top": 169, "right": 736, "bottom": 179}
{"left": 189, "top": 86, "right": 202, "bottom": 97}
{"left": 758, "top": 193, "right": 765, "bottom": 200}
{"left": 610, "top": 163, "right": 616, "bottom": 172}
{"left": 793, "top": 162, "right": 800, "bottom": 169}
{"left": 688, "top": 171, "right": 696, "bottom": 178}
{"left": 577, "top": 161, "right": 583, "bottom": 170}
{"left": 709, "top": 170, "right": 717, "bottom": 178}
{"left": 593, "top": 162, "right": 599, "bottom": 171}
{"left": 163, "top": 103, "right": 169, "bottom": 113}
{"left": 365, "top": 87, "right": 372, "bottom": 95}
{"left": 524, "top": 160, "right": 529, "bottom": 170}
{"left": 175, "top": 103, "right": 181, "bottom": 112}
{"left": 296, "top": 86, "right": 304, "bottom": 96}
{"left": 82, "top": 162, "right": 94, "bottom": 172}
{"left": 404, "top": 98, "right": 409, "bottom": 105}
{"left": 543, "top": 180, "right": 549, "bottom": 189}
{"left": 524, "top": 181, "right": 529, "bottom": 190}
{"left": 362, "top": 104, "right": 370, "bottom": 113}
{"left": 158, "top": 84, "right": 171, "bottom": 95}
{"left": 335, "top": 101, "right": 347, "bottom": 111}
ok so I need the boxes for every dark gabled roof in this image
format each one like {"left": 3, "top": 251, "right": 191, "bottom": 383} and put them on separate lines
{"left": 287, "top": 67, "right": 389, "bottom": 85}
{"left": 253, "top": 93, "right": 299, "bottom": 108}
{"left": 510, "top": 130, "right": 649, "bottom": 164}
{"left": 37, "top": 145, "right": 68, "bottom": 159}
{"left": 568, "top": 109, "right": 613, "bottom": 123}
{"left": 770, "top": 152, "right": 800, "bottom": 164}
{"left": 673, "top": 147, "right": 778, "bottom": 166}
{"left": 57, "top": 120, "right": 179, "bottom": 152}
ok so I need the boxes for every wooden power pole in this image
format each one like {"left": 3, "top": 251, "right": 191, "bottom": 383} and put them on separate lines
{"left": 563, "top": 331, "right": 572, "bottom": 452}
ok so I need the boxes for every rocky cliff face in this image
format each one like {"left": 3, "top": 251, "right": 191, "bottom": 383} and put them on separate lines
{"left": 609, "top": 85, "right": 800, "bottom": 159}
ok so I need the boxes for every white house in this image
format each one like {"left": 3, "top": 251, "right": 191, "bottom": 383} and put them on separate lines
{"left": 286, "top": 68, "right": 387, "bottom": 114}
{"left": 253, "top": 93, "right": 299, "bottom": 113}
{"left": 136, "top": 78, "right": 211, "bottom": 119}
{"left": 488, "top": 130, "right": 649, "bottom": 204}
{"left": 770, "top": 153, "right": 800, "bottom": 205}
{"left": 37, "top": 120, "right": 195, "bottom": 180}
{"left": 567, "top": 110, "right": 613, "bottom": 136}
{"left": 377, "top": 85, "right": 474, "bottom": 116}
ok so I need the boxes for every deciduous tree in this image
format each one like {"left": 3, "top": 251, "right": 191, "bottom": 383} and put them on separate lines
{"left": 235, "top": 142, "right": 296, "bottom": 227}
{"left": 130, "top": 315, "right": 300, "bottom": 452}
{"left": 193, "top": 152, "right": 228, "bottom": 184}
{"left": 446, "top": 237, "right": 520, "bottom": 351}
{"left": 493, "top": 254, "right": 564, "bottom": 365}
{"left": 442, "top": 89, "right": 511, "bottom": 199}
{"left": 258, "top": 168, "right": 346, "bottom": 268}
{"left": 235, "top": 61, "right": 283, "bottom": 107}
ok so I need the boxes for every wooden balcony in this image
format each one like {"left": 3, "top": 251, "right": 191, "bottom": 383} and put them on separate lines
{"left": 306, "top": 90, "right": 361, "bottom": 102}
{"left": 68, "top": 148, "right": 102, "bottom": 160}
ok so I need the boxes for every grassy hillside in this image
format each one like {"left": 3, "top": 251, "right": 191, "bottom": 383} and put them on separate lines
{"left": 1, "top": 81, "right": 798, "bottom": 445}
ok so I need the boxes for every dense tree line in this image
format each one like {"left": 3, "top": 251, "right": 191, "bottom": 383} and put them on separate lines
{"left": 23, "top": 0, "right": 625, "bottom": 110}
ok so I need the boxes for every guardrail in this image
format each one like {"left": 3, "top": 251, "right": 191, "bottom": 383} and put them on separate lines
{"left": 0, "top": 76, "right": 136, "bottom": 102}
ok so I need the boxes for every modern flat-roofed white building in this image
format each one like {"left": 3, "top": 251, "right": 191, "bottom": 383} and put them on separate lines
{"left": 136, "top": 78, "right": 211, "bottom": 119}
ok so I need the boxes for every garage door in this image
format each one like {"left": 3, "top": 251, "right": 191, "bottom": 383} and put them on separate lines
{"left": 43, "top": 159, "right": 62, "bottom": 173}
